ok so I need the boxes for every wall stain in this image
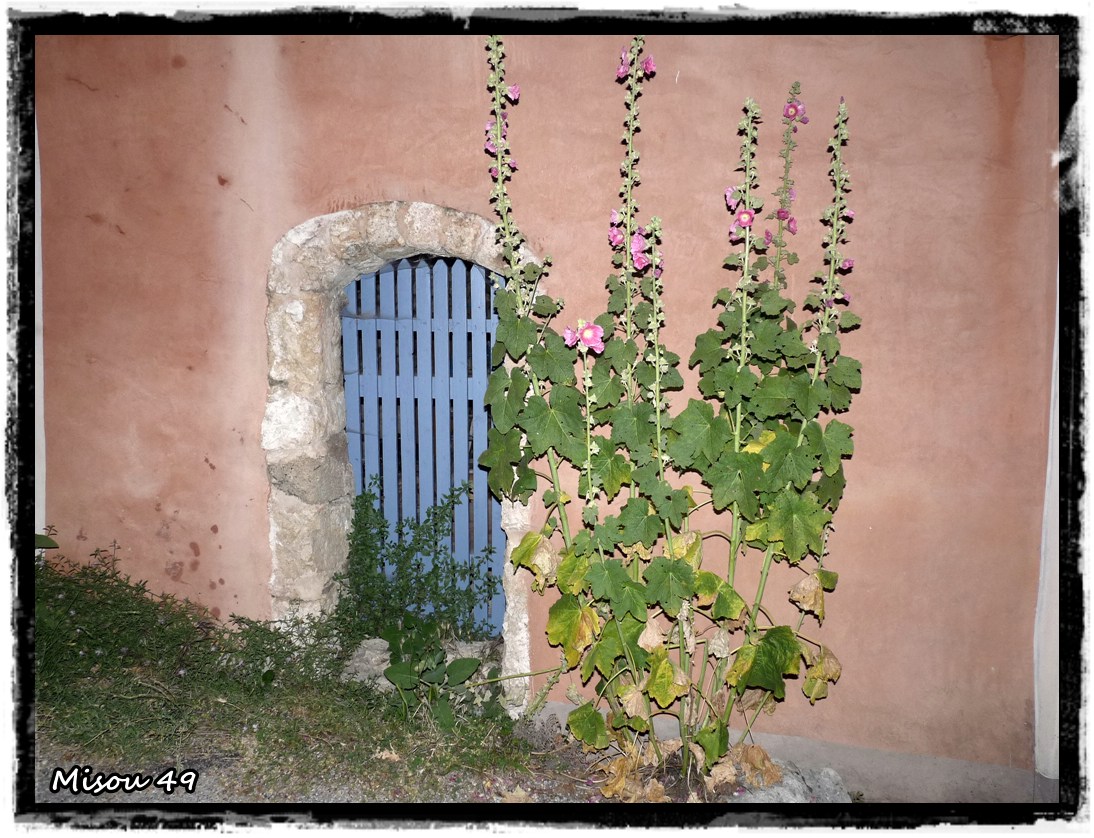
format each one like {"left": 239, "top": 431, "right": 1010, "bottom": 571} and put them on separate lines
{"left": 76, "top": 528, "right": 88, "bottom": 541}
{"left": 210, "top": 524, "right": 219, "bottom": 534}
{"left": 65, "top": 75, "right": 99, "bottom": 92}
{"left": 166, "top": 561, "right": 184, "bottom": 581}
{"left": 114, "top": 225, "right": 126, "bottom": 236}
{"left": 171, "top": 54, "right": 187, "bottom": 69}
{"left": 204, "top": 456, "right": 217, "bottom": 470}
{"left": 211, "top": 607, "right": 222, "bottom": 619}
{"left": 218, "top": 578, "right": 225, "bottom": 586}
{"left": 86, "top": 213, "right": 105, "bottom": 224}
{"left": 217, "top": 174, "right": 230, "bottom": 186}
{"left": 223, "top": 104, "right": 247, "bottom": 125}
{"left": 189, "top": 542, "right": 201, "bottom": 558}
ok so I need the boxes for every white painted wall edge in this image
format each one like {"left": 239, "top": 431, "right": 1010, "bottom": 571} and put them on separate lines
{"left": 1034, "top": 266, "right": 1059, "bottom": 781}
{"left": 35, "top": 120, "right": 46, "bottom": 534}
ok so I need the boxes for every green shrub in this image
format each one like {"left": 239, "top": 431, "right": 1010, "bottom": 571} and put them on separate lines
{"left": 333, "top": 480, "right": 501, "bottom": 644}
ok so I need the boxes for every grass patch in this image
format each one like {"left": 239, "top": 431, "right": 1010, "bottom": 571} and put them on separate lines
{"left": 34, "top": 542, "right": 534, "bottom": 800}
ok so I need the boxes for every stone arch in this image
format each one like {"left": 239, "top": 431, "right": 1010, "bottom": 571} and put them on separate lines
{"left": 261, "top": 201, "right": 534, "bottom": 708}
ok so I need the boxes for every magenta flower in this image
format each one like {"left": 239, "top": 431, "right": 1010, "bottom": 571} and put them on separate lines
{"left": 608, "top": 225, "right": 625, "bottom": 248}
{"left": 725, "top": 188, "right": 740, "bottom": 212}
{"left": 509, "top": 159, "right": 518, "bottom": 171}
{"left": 641, "top": 55, "right": 656, "bottom": 76}
{"left": 764, "top": 229, "right": 773, "bottom": 247}
{"left": 484, "top": 137, "right": 497, "bottom": 155}
{"left": 783, "top": 100, "right": 805, "bottom": 121}
{"left": 565, "top": 321, "right": 606, "bottom": 354}
{"left": 787, "top": 216, "right": 798, "bottom": 235}
{"left": 776, "top": 208, "right": 790, "bottom": 221}
{"left": 631, "top": 231, "right": 648, "bottom": 255}
{"left": 843, "top": 208, "right": 855, "bottom": 220}
{"left": 611, "top": 209, "right": 621, "bottom": 225}
{"left": 633, "top": 251, "right": 651, "bottom": 271}
{"left": 840, "top": 258, "right": 855, "bottom": 270}
{"left": 789, "top": 188, "right": 797, "bottom": 203}
{"left": 617, "top": 61, "right": 629, "bottom": 79}
{"left": 506, "top": 84, "right": 521, "bottom": 103}
{"left": 736, "top": 209, "right": 755, "bottom": 229}
{"left": 489, "top": 166, "right": 498, "bottom": 178}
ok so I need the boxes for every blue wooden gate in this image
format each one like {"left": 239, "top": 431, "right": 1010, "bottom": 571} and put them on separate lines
{"left": 341, "top": 257, "right": 505, "bottom": 634}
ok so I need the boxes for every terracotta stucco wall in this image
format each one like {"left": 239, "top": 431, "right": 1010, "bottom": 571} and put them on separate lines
{"left": 37, "top": 35, "right": 1057, "bottom": 769}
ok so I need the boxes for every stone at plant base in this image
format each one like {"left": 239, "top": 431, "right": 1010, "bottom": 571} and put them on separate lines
{"left": 719, "top": 759, "right": 852, "bottom": 803}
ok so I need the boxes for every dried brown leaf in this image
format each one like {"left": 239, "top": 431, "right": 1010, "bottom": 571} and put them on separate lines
{"left": 643, "top": 778, "right": 670, "bottom": 803}
{"left": 500, "top": 786, "right": 533, "bottom": 803}
{"left": 703, "top": 758, "right": 738, "bottom": 794}
{"left": 789, "top": 573, "right": 825, "bottom": 623}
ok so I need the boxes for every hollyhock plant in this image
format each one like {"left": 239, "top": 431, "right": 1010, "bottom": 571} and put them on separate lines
{"left": 480, "top": 36, "right": 861, "bottom": 798}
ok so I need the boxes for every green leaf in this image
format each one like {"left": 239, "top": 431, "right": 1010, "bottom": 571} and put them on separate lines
{"left": 615, "top": 497, "right": 662, "bottom": 547}
{"left": 667, "top": 399, "right": 732, "bottom": 472}
{"left": 804, "top": 419, "right": 854, "bottom": 476}
{"left": 527, "top": 329, "right": 577, "bottom": 386}
{"left": 36, "top": 534, "right": 59, "bottom": 549}
{"left": 581, "top": 448, "right": 632, "bottom": 502}
{"left": 766, "top": 489, "right": 831, "bottom": 564}
{"left": 445, "top": 657, "right": 481, "bottom": 686}
{"left": 478, "top": 426, "right": 525, "bottom": 500}
{"left": 695, "top": 721, "right": 729, "bottom": 771}
{"left": 689, "top": 329, "right": 728, "bottom": 374}
{"left": 587, "top": 559, "right": 647, "bottom": 621}
{"left": 816, "top": 569, "right": 839, "bottom": 590}
{"left": 809, "top": 463, "right": 846, "bottom": 510}
{"left": 494, "top": 316, "right": 539, "bottom": 361}
{"left": 705, "top": 451, "right": 763, "bottom": 520}
{"left": 643, "top": 557, "right": 696, "bottom": 618}
{"left": 744, "top": 626, "right": 801, "bottom": 700}
{"left": 555, "top": 549, "right": 590, "bottom": 595}
{"left": 758, "top": 286, "right": 793, "bottom": 316}
{"left": 546, "top": 593, "right": 600, "bottom": 668}
{"left": 568, "top": 701, "right": 610, "bottom": 749}
{"left": 752, "top": 374, "right": 793, "bottom": 420}
{"left": 484, "top": 367, "right": 530, "bottom": 435}
{"left": 587, "top": 358, "right": 626, "bottom": 415}
{"left": 838, "top": 311, "right": 862, "bottom": 331}
{"left": 532, "top": 294, "right": 561, "bottom": 317}
{"left": 761, "top": 429, "right": 817, "bottom": 491}
{"left": 607, "top": 401, "right": 656, "bottom": 453}
{"left": 384, "top": 662, "right": 419, "bottom": 690}
{"left": 826, "top": 356, "right": 862, "bottom": 390}
{"left": 582, "top": 613, "right": 647, "bottom": 680}
{"left": 520, "top": 387, "right": 585, "bottom": 461}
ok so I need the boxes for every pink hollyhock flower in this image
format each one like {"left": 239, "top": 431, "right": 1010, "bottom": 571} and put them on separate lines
{"left": 631, "top": 231, "right": 648, "bottom": 256}
{"left": 633, "top": 251, "right": 651, "bottom": 271}
{"left": 725, "top": 188, "right": 740, "bottom": 212}
{"left": 506, "top": 84, "right": 520, "bottom": 102}
{"left": 736, "top": 209, "right": 755, "bottom": 228}
{"left": 843, "top": 208, "right": 855, "bottom": 220}
{"left": 641, "top": 55, "right": 656, "bottom": 75}
{"left": 764, "top": 229, "right": 773, "bottom": 246}
{"left": 840, "top": 258, "right": 855, "bottom": 270}
{"left": 776, "top": 208, "right": 790, "bottom": 221}
{"left": 789, "top": 188, "right": 797, "bottom": 202}
{"left": 783, "top": 100, "right": 805, "bottom": 121}
{"left": 484, "top": 137, "right": 497, "bottom": 154}
{"left": 617, "top": 61, "right": 629, "bottom": 79}
{"left": 489, "top": 167, "right": 499, "bottom": 178}
{"left": 787, "top": 216, "right": 798, "bottom": 235}
{"left": 608, "top": 226, "right": 625, "bottom": 248}
{"left": 565, "top": 321, "right": 606, "bottom": 354}
{"left": 611, "top": 209, "right": 621, "bottom": 225}
{"left": 509, "top": 159, "right": 518, "bottom": 171}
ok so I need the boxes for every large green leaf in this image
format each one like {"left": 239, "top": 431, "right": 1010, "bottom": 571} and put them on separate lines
{"left": 761, "top": 429, "right": 817, "bottom": 491}
{"left": 520, "top": 387, "right": 585, "bottom": 461}
{"left": 494, "top": 316, "right": 539, "bottom": 362}
{"left": 568, "top": 701, "right": 610, "bottom": 749}
{"left": 581, "top": 613, "right": 647, "bottom": 681}
{"left": 695, "top": 721, "right": 729, "bottom": 771}
{"left": 766, "top": 488, "right": 831, "bottom": 563}
{"left": 732, "top": 626, "right": 801, "bottom": 700}
{"left": 608, "top": 401, "right": 656, "bottom": 453}
{"left": 445, "top": 657, "right": 481, "bottom": 686}
{"left": 478, "top": 426, "right": 525, "bottom": 500}
{"left": 527, "top": 329, "right": 577, "bottom": 386}
{"left": 580, "top": 446, "right": 632, "bottom": 502}
{"left": 587, "top": 559, "right": 648, "bottom": 621}
{"left": 483, "top": 367, "right": 529, "bottom": 435}
{"left": 705, "top": 451, "right": 763, "bottom": 520}
{"left": 615, "top": 497, "right": 662, "bottom": 547}
{"left": 804, "top": 419, "right": 854, "bottom": 476}
{"left": 667, "top": 399, "right": 732, "bottom": 472}
{"left": 643, "top": 557, "right": 696, "bottom": 618}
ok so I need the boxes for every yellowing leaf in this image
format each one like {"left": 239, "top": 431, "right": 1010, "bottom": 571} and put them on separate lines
{"left": 669, "top": 530, "right": 702, "bottom": 567}
{"left": 803, "top": 646, "right": 842, "bottom": 705}
{"left": 731, "top": 743, "right": 782, "bottom": 788}
{"left": 643, "top": 778, "right": 670, "bottom": 802}
{"left": 637, "top": 615, "right": 665, "bottom": 652}
{"left": 500, "top": 786, "right": 533, "bottom": 803}
{"left": 743, "top": 429, "right": 777, "bottom": 455}
{"left": 788, "top": 572, "right": 826, "bottom": 623}
{"left": 619, "top": 680, "right": 649, "bottom": 721}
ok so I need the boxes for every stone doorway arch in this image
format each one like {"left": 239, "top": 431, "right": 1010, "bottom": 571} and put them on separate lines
{"left": 260, "top": 201, "right": 534, "bottom": 708}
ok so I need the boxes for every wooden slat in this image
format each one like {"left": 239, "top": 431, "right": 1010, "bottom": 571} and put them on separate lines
{"left": 449, "top": 259, "right": 471, "bottom": 572}
{"left": 396, "top": 259, "right": 416, "bottom": 527}
{"left": 414, "top": 260, "right": 435, "bottom": 516}
{"left": 377, "top": 262, "right": 399, "bottom": 537}
{"left": 342, "top": 282, "right": 363, "bottom": 495}
{"left": 431, "top": 261, "right": 453, "bottom": 553}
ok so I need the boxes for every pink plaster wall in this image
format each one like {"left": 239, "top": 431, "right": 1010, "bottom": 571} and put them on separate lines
{"left": 37, "top": 35, "right": 1057, "bottom": 769}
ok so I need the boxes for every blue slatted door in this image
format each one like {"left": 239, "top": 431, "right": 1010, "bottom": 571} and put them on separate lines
{"left": 342, "top": 258, "right": 505, "bottom": 633}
